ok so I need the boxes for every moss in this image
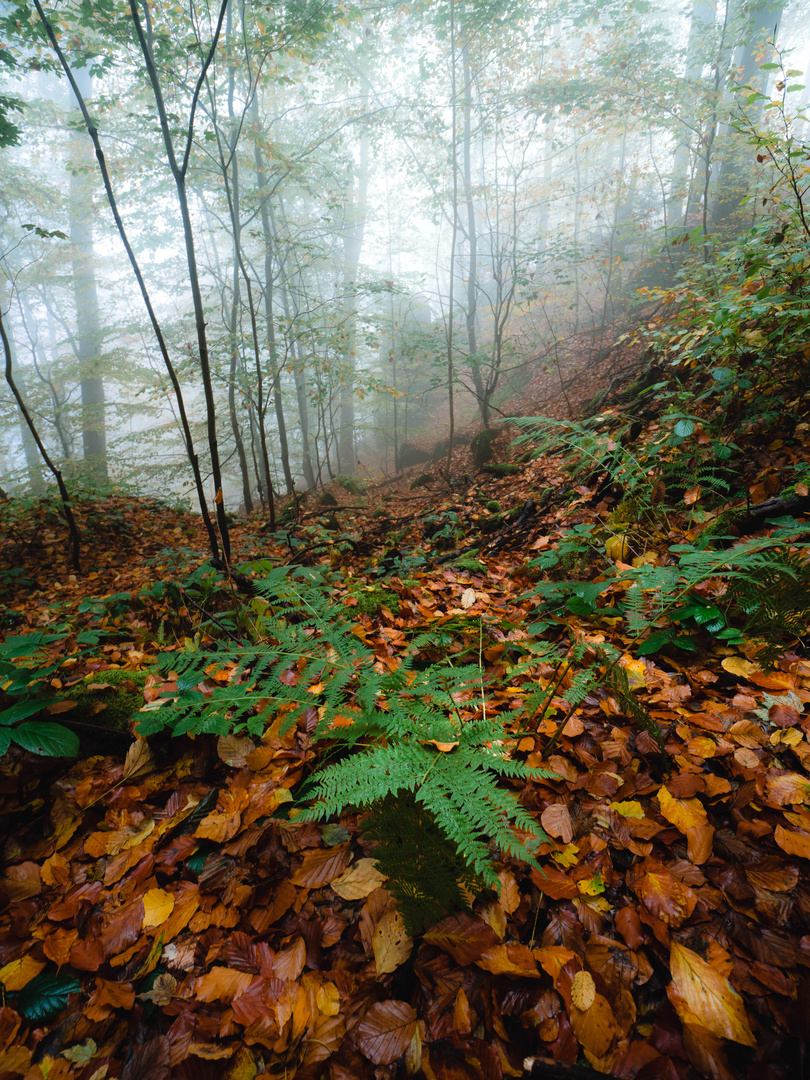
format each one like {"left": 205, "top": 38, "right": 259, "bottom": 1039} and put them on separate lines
{"left": 64, "top": 669, "right": 150, "bottom": 733}
{"left": 483, "top": 463, "right": 519, "bottom": 478}
{"left": 352, "top": 586, "right": 401, "bottom": 616}
{"left": 318, "top": 492, "right": 338, "bottom": 507}
{"left": 453, "top": 556, "right": 487, "bottom": 574}
{"left": 609, "top": 498, "right": 641, "bottom": 525}
{"left": 479, "top": 513, "right": 503, "bottom": 534}
{"left": 411, "top": 473, "right": 432, "bottom": 490}
{"left": 373, "top": 509, "right": 389, "bottom": 519}
{"left": 485, "top": 500, "right": 502, "bottom": 513}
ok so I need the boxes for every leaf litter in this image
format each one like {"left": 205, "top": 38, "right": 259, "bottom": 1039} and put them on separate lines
{"left": 2, "top": 400, "right": 810, "bottom": 1079}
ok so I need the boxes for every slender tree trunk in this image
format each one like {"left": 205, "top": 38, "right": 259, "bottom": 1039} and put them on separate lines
{"left": 445, "top": 0, "right": 458, "bottom": 469}
{"left": 338, "top": 135, "right": 369, "bottom": 477}
{"left": 251, "top": 98, "right": 294, "bottom": 495}
{"left": 712, "top": 1, "right": 785, "bottom": 227}
{"left": 668, "top": 0, "right": 717, "bottom": 232}
{"left": 1, "top": 306, "right": 80, "bottom": 569}
{"left": 271, "top": 203, "right": 316, "bottom": 488}
{"left": 461, "top": 48, "right": 487, "bottom": 426}
{"left": 4, "top": 325, "right": 45, "bottom": 492}
{"left": 129, "top": 0, "right": 232, "bottom": 560}
{"left": 69, "top": 67, "right": 107, "bottom": 484}
{"left": 33, "top": 0, "right": 222, "bottom": 562}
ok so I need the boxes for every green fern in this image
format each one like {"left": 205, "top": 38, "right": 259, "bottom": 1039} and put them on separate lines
{"left": 137, "top": 564, "right": 558, "bottom": 927}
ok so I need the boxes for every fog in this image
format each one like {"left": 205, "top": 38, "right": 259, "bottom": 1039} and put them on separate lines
{"left": 1, "top": 0, "right": 808, "bottom": 518}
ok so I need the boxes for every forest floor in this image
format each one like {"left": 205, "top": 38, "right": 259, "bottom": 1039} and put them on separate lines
{"left": 1, "top": 328, "right": 810, "bottom": 1080}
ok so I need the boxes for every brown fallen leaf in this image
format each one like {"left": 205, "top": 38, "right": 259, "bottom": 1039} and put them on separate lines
{"left": 356, "top": 1000, "right": 418, "bottom": 1065}
{"left": 541, "top": 803, "right": 574, "bottom": 843}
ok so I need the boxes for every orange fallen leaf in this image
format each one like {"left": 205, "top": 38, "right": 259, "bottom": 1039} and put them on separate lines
{"left": 668, "top": 941, "right": 755, "bottom": 1045}
{"left": 0, "top": 955, "right": 45, "bottom": 991}
{"left": 774, "top": 824, "right": 810, "bottom": 859}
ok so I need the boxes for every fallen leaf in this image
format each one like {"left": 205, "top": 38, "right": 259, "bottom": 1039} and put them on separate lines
{"left": 373, "top": 909, "right": 413, "bottom": 975}
{"left": 668, "top": 941, "right": 756, "bottom": 1045}
{"left": 775, "top": 824, "right": 810, "bottom": 859}
{"left": 290, "top": 843, "right": 352, "bottom": 887}
{"left": 356, "top": 1000, "right": 418, "bottom": 1065}
{"left": 541, "top": 803, "right": 574, "bottom": 843}
{"left": 123, "top": 738, "right": 154, "bottom": 781}
{"left": 142, "top": 888, "right": 175, "bottom": 930}
{"left": 571, "top": 970, "right": 596, "bottom": 1010}
{"left": 722, "top": 657, "right": 758, "bottom": 679}
{"left": 331, "top": 857, "right": 388, "bottom": 900}
{"left": 0, "top": 955, "right": 45, "bottom": 991}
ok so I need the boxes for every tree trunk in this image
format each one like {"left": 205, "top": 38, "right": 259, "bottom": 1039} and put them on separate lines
{"left": 69, "top": 67, "right": 107, "bottom": 484}
{"left": 338, "top": 135, "right": 369, "bottom": 477}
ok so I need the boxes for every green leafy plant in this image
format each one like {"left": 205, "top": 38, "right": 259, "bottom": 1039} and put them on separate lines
{"left": 136, "top": 564, "right": 556, "bottom": 929}
{"left": 0, "top": 632, "right": 80, "bottom": 757}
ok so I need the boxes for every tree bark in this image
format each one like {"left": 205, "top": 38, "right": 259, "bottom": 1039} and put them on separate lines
{"left": 68, "top": 67, "right": 107, "bottom": 484}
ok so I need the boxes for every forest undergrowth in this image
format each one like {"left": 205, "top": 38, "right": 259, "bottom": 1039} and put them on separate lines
{"left": 3, "top": 227, "right": 810, "bottom": 1080}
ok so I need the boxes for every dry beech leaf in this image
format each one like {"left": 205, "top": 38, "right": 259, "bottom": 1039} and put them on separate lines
{"left": 142, "top": 888, "right": 175, "bottom": 930}
{"left": 636, "top": 868, "right": 697, "bottom": 927}
{"left": 1, "top": 861, "right": 42, "bottom": 902}
{"left": 216, "top": 734, "right": 255, "bottom": 768}
{"left": 0, "top": 955, "right": 45, "bottom": 991}
{"left": 774, "top": 824, "right": 810, "bottom": 859}
{"left": 476, "top": 943, "right": 539, "bottom": 977}
{"left": 356, "top": 1000, "right": 418, "bottom": 1065}
{"left": 767, "top": 773, "right": 810, "bottom": 806}
{"left": 668, "top": 941, "right": 756, "bottom": 1045}
{"left": 137, "top": 972, "right": 177, "bottom": 1006}
{"left": 541, "top": 803, "right": 574, "bottom": 843}
{"left": 423, "top": 912, "right": 500, "bottom": 965}
{"left": 721, "top": 656, "right": 758, "bottom": 680}
{"left": 421, "top": 739, "right": 460, "bottom": 752}
{"left": 330, "top": 857, "right": 387, "bottom": 900}
{"left": 290, "top": 843, "right": 352, "bottom": 887}
{"left": 123, "top": 738, "right": 154, "bottom": 781}
{"left": 193, "top": 966, "right": 253, "bottom": 1003}
{"left": 453, "top": 986, "right": 472, "bottom": 1035}
{"left": 570, "top": 993, "right": 618, "bottom": 1057}
{"left": 373, "top": 909, "right": 413, "bottom": 975}
{"left": 460, "top": 588, "right": 476, "bottom": 609}
{"left": 571, "top": 970, "right": 596, "bottom": 1010}
{"left": 658, "top": 787, "right": 707, "bottom": 834}
{"left": 498, "top": 869, "right": 521, "bottom": 915}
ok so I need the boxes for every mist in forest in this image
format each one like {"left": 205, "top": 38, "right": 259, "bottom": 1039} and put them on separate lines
{"left": 1, "top": 0, "right": 808, "bottom": 518}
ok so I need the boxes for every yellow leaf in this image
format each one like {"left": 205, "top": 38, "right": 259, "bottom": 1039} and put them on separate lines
{"left": 373, "top": 909, "right": 413, "bottom": 976}
{"left": 610, "top": 800, "right": 644, "bottom": 819}
{"left": 571, "top": 970, "right": 595, "bottom": 1011}
{"left": 605, "top": 534, "right": 631, "bottom": 562}
{"left": 142, "top": 888, "right": 175, "bottom": 930}
{"left": 721, "top": 656, "right": 758, "bottom": 679}
{"left": 316, "top": 981, "right": 340, "bottom": 1016}
{"left": 0, "top": 954, "right": 45, "bottom": 991}
{"left": 621, "top": 657, "right": 647, "bottom": 689}
{"left": 551, "top": 843, "right": 580, "bottom": 868}
{"left": 668, "top": 942, "right": 755, "bottom": 1045}
{"left": 331, "top": 857, "right": 387, "bottom": 901}
{"left": 576, "top": 875, "right": 605, "bottom": 897}
{"left": 658, "top": 786, "right": 707, "bottom": 834}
